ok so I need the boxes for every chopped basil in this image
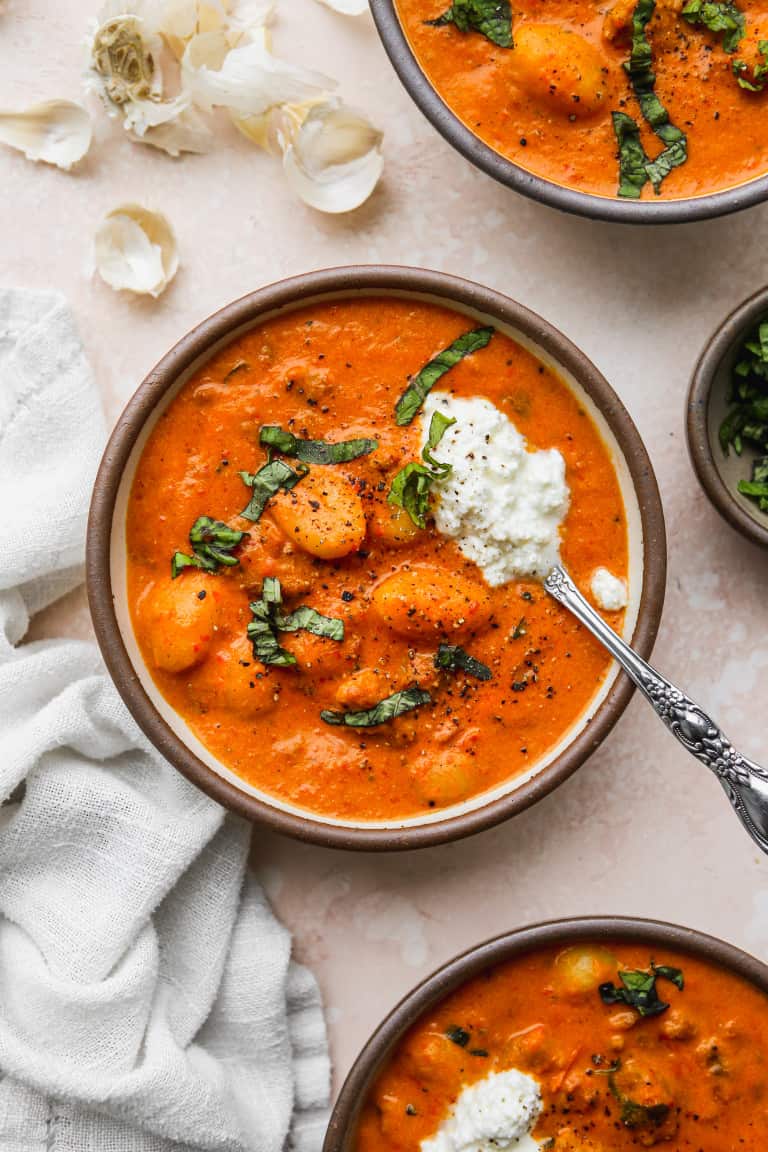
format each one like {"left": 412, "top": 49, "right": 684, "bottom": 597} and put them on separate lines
{"left": 435, "top": 643, "right": 492, "bottom": 681}
{"left": 599, "top": 962, "right": 684, "bottom": 1017}
{"left": 734, "top": 40, "right": 768, "bottom": 90}
{"left": 259, "top": 425, "right": 378, "bottom": 465}
{"left": 171, "top": 516, "right": 247, "bottom": 578}
{"left": 388, "top": 409, "right": 457, "bottom": 528}
{"left": 719, "top": 319, "right": 768, "bottom": 514}
{"left": 682, "top": 0, "right": 745, "bottom": 52}
{"left": 612, "top": 112, "right": 649, "bottom": 199}
{"left": 445, "top": 1025, "right": 471, "bottom": 1047}
{"left": 394, "top": 327, "right": 494, "bottom": 426}
{"left": 320, "top": 686, "right": 431, "bottom": 728}
{"left": 239, "top": 459, "right": 308, "bottom": 521}
{"left": 426, "top": 0, "right": 513, "bottom": 48}
{"left": 247, "top": 576, "right": 344, "bottom": 667}
{"left": 608, "top": 1061, "right": 672, "bottom": 1133}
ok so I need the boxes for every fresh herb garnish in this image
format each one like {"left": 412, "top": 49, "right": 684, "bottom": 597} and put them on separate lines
{"left": 171, "top": 516, "right": 247, "bottom": 578}
{"left": 259, "top": 425, "right": 378, "bottom": 465}
{"left": 239, "top": 459, "right": 308, "bottom": 521}
{"left": 445, "top": 1025, "right": 471, "bottom": 1047}
{"left": 734, "top": 40, "right": 768, "bottom": 90}
{"left": 388, "top": 409, "right": 457, "bottom": 528}
{"left": 607, "top": 1061, "right": 673, "bottom": 1134}
{"left": 618, "top": 0, "right": 688, "bottom": 196}
{"left": 435, "top": 643, "right": 493, "bottom": 681}
{"left": 612, "top": 112, "right": 650, "bottom": 200}
{"left": 394, "top": 327, "right": 494, "bottom": 425}
{"left": 682, "top": 0, "right": 745, "bottom": 52}
{"left": 247, "top": 576, "right": 344, "bottom": 667}
{"left": 718, "top": 318, "right": 768, "bottom": 513}
{"left": 426, "top": 0, "right": 513, "bottom": 48}
{"left": 598, "top": 962, "right": 684, "bottom": 1017}
{"left": 320, "top": 687, "right": 431, "bottom": 728}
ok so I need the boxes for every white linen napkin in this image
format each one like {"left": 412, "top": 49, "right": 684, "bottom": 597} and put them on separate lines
{"left": 0, "top": 288, "right": 330, "bottom": 1152}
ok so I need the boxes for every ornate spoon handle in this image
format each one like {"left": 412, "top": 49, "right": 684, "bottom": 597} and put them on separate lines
{"left": 544, "top": 565, "right": 768, "bottom": 855}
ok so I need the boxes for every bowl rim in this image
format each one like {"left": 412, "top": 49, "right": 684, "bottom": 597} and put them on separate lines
{"left": 687, "top": 285, "right": 768, "bottom": 551}
{"left": 368, "top": 0, "right": 768, "bottom": 225}
{"left": 86, "top": 264, "right": 666, "bottom": 851}
{"left": 324, "top": 914, "right": 768, "bottom": 1152}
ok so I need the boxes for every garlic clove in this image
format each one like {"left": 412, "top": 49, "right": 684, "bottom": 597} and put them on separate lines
{"left": 181, "top": 26, "right": 333, "bottom": 116}
{"left": 314, "top": 0, "right": 369, "bottom": 14}
{"left": 0, "top": 100, "right": 92, "bottom": 170}
{"left": 156, "top": 0, "right": 231, "bottom": 58}
{"left": 282, "top": 99, "right": 383, "bottom": 213}
{"left": 128, "top": 104, "right": 214, "bottom": 154}
{"left": 94, "top": 204, "right": 179, "bottom": 297}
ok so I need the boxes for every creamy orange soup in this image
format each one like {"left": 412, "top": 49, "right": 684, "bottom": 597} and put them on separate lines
{"left": 356, "top": 941, "right": 768, "bottom": 1149}
{"left": 126, "top": 297, "right": 627, "bottom": 822}
{"left": 395, "top": 1, "right": 768, "bottom": 201}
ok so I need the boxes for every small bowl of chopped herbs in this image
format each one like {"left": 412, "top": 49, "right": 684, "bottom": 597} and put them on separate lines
{"left": 688, "top": 288, "right": 768, "bottom": 550}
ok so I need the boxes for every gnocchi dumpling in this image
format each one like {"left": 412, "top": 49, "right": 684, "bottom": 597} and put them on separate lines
{"left": 512, "top": 24, "right": 611, "bottom": 119}
{"left": 371, "top": 566, "right": 491, "bottom": 638}
{"left": 192, "top": 635, "right": 277, "bottom": 717}
{"left": 271, "top": 467, "right": 366, "bottom": 559}
{"left": 553, "top": 944, "right": 618, "bottom": 996}
{"left": 144, "top": 574, "right": 220, "bottom": 673}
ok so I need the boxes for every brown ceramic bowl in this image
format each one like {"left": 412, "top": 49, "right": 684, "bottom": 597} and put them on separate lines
{"left": 325, "top": 915, "right": 768, "bottom": 1152}
{"left": 87, "top": 266, "right": 666, "bottom": 851}
{"left": 369, "top": 0, "right": 768, "bottom": 224}
{"left": 688, "top": 287, "right": 768, "bottom": 551}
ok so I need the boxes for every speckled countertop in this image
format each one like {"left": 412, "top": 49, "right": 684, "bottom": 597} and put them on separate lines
{"left": 4, "top": 0, "right": 768, "bottom": 1094}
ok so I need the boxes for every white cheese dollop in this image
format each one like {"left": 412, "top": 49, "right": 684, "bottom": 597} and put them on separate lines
{"left": 421, "top": 393, "right": 570, "bottom": 585}
{"left": 421, "top": 1069, "right": 543, "bottom": 1152}
{"left": 590, "top": 566, "right": 628, "bottom": 611}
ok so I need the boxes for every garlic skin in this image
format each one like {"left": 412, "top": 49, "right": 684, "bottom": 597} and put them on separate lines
{"left": 0, "top": 101, "right": 93, "bottom": 170}
{"left": 181, "top": 26, "right": 332, "bottom": 116}
{"left": 314, "top": 0, "right": 369, "bottom": 14}
{"left": 129, "top": 103, "right": 213, "bottom": 154}
{"left": 238, "top": 97, "right": 383, "bottom": 212}
{"left": 94, "top": 204, "right": 179, "bottom": 297}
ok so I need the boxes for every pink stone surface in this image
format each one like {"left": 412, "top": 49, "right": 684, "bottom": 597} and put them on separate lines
{"left": 5, "top": 0, "right": 768, "bottom": 1100}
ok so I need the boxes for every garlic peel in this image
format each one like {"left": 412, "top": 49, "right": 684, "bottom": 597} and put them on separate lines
{"left": 314, "top": 0, "right": 369, "bottom": 14}
{"left": 0, "top": 101, "right": 92, "bottom": 170}
{"left": 94, "top": 204, "right": 179, "bottom": 297}
{"left": 281, "top": 100, "right": 383, "bottom": 213}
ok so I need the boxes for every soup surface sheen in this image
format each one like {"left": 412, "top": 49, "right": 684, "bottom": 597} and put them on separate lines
{"left": 394, "top": 1, "right": 768, "bottom": 201}
{"left": 355, "top": 942, "right": 768, "bottom": 1150}
{"left": 127, "top": 297, "right": 627, "bottom": 822}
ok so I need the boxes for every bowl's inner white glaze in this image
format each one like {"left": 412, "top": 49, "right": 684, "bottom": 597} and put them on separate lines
{"left": 110, "top": 289, "right": 645, "bottom": 830}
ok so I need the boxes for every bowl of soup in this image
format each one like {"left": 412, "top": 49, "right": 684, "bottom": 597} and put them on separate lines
{"left": 327, "top": 917, "right": 768, "bottom": 1151}
{"left": 87, "top": 266, "right": 665, "bottom": 849}
{"left": 370, "top": 0, "right": 768, "bottom": 222}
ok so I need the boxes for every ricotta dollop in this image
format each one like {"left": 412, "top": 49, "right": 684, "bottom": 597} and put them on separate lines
{"left": 590, "top": 566, "right": 628, "bottom": 611}
{"left": 421, "top": 1069, "right": 543, "bottom": 1152}
{"left": 420, "top": 393, "right": 569, "bottom": 585}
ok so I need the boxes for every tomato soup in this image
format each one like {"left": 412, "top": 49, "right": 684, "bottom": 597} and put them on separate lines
{"left": 394, "top": 1, "right": 768, "bottom": 201}
{"left": 356, "top": 942, "right": 768, "bottom": 1149}
{"left": 126, "top": 297, "right": 627, "bottom": 822}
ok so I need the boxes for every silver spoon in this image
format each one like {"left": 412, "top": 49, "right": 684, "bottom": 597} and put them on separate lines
{"left": 544, "top": 564, "right": 768, "bottom": 856}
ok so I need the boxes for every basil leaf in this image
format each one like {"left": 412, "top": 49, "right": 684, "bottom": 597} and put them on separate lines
{"left": 171, "top": 516, "right": 247, "bottom": 579}
{"left": 682, "top": 0, "right": 745, "bottom": 52}
{"left": 426, "top": 0, "right": 513, "bottom": 48}
{"left": 617, "top": 0, "right": 688, "bottom": 195}
{"left": 445, "top": 1025, "right": 471, "bottom": 1047}
{"left": 320, "top": 687, "right": 432, "bottom": 728}
{"left": 612, "top": 112, "right": 649, "bottom": 199}
{"left": 388, "top": 409, "right": 457, "bottom": 528}
{"left": 239, "top": 459, "right": 308, "bottom": 521}
{"left": 387, "top": 462, "right": 435, "bottom": 529}
{"left": 394, "top": 327, "right": 494, "bottom": 426}
{"left": 719, "top": 319, "right": 768, "bottom": 507}
{"left": 599, "top": 962, "right": 684, "bottom": 1017}
{"left": 247, "top": 577, "right": 344, "bottom": 666}
{"left": 734, "top": 39, "right": 768, "bottom": 90}
{"left": 276, "top": 605, "right": 345, "bottom": 642}
{"left": 435, "top": 643, "right": 492, "bottom": 681}
{"left": 260, "top": 425, "right": 378, "bottom": 465}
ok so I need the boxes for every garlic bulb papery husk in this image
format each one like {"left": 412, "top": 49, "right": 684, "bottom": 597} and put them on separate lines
{"left": 314, "top": 0, "right": 369, "bottom": 14}
{"left": 129, "top": 103, "right": 213, "bottom": 153}
{"left": 281, "top": 100, "right": 383, "bottom": 213}
{"left": 181, "top": 26, "right": 333, "bottom": 116}
{"left": 87, "top": 10, "right": 164, "bottom": 110}
{"left": 0, "top": 101, "right": 93, "bottom": 169}
{"left": 232, "top": 96, "right": 322, "bottom": 152}
{"left": 94, "top": 204, "right": 178, "bottom": 296}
